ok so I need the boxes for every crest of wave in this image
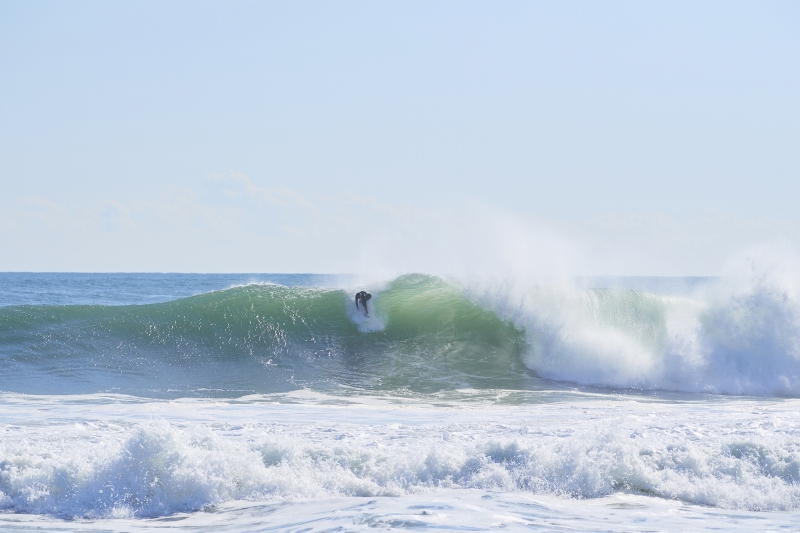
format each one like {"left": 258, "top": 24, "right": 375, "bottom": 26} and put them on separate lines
{"left": 347, "top": 205, "right": 800, "bottom": 397}
{"left": 469, "top": 243, "right": 800, "bottom": 397}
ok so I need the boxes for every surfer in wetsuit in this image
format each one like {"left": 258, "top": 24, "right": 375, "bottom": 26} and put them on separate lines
{"left": 355, "top": 291, "right": 372, "bottom": 317}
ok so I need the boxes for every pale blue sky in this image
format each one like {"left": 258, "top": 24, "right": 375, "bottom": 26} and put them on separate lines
{"left": 1, "top": 1, "right": 799, "bottom": 274}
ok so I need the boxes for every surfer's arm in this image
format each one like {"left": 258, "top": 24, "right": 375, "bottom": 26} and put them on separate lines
{"left": 355, "top": 295, "right": 360, "bottom": 310}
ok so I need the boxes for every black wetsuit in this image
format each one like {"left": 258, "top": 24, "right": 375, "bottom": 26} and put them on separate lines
{"left": 355, "top": 291, "right": 372, "bottom": 315}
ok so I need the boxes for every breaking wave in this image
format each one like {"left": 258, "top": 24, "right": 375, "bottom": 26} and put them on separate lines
{"left": 2, "top": 270, "right": 800, "bottom": 397}
{"left": 2, "top": 416, "right": 798, "bottom": 518}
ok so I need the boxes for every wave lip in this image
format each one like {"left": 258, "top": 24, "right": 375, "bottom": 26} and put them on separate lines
{"left": 502, "top": 273, "right": 800, "bottom": 397}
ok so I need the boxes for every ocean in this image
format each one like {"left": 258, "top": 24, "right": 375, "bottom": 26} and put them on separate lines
{"left": 1, "top": 272, "right": 799, "bottom": 531}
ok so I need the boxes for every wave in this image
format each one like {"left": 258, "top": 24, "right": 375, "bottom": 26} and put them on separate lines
{"left": 2, "top": 416, "right": 798, "bottom": 518}
{"left": 3, "top": 271, "right": 800, "bottom": 397}
{"left": 0, "top": 274, "right": 528, "bottom": 396}
{"left": 487, "top": 272, "right": 800, "bottom": 396}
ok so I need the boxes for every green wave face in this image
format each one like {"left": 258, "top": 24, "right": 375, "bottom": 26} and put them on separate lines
{"left": 0, "top": 275, "right": 529, "bottom": 397}
{"left": 362, "top": 274, "right": 530, "bottom": 390}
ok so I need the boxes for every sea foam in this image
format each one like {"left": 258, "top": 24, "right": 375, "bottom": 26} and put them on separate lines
{"left": 2, "top": 397, "right": 800, "bottom": 519}
{"left": 472, "top": 251, "right": 800, "bottom": 396}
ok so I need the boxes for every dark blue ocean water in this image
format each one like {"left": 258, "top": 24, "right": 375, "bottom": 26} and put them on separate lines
{"left": 0, "top": 272, "right": 344, "bottom": 307}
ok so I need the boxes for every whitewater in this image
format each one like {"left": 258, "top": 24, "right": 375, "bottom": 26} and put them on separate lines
{"left": 2, "top": 271, "right": 800, "bottom": 531}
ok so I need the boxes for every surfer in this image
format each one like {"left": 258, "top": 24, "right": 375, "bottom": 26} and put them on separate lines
{"left": 355, "top": 291, "right": 372, "bottom": 317}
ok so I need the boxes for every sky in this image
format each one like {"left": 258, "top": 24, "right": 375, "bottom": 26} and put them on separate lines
{"left": 1, "top": 1, "right": 798, "bottom": 275}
